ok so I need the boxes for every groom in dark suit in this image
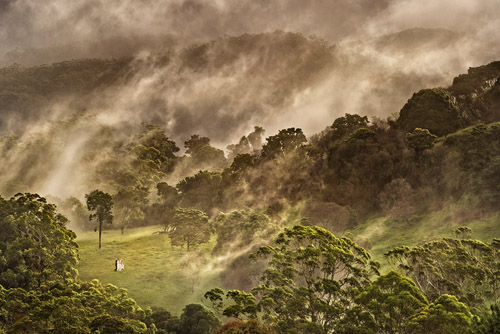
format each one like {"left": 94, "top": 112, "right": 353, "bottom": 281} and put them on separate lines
{"left": 114, "top": 259, "right": 118, "bottom": 271}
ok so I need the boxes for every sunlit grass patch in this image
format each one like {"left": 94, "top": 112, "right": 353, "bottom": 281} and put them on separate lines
{"left": 350, "top": 205, "right": 500, "bottom": 273}
{"left": 76, "top": 225, "right": 220, "bottom": 314}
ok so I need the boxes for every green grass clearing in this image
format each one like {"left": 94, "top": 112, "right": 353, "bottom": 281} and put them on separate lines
{"left": 76, "top": 206, "right": 500, "bottom": 314}
{"left": 76, "top": 225, "right": 220, "bottom": 315}
{"left": 351, "top": 204, "right": 500, "bottom": 272}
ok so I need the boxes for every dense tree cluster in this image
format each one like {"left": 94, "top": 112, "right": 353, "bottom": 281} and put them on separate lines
{"left": 2, "top": 193, "right": 497, "bottom": 333}
{"left": 0, "top": 193, "right": 229, "bottom": 333}
{"left": 205, "top": 226, "right": 497, "bottom": 334}
{"left": 3, "top": 61, "right": 500, "bottom": 240}
{"left": 0, "top": 193, "right": 159, "bottom": 333}
{"left": 386, "top": 237, "right": 500, "bottom": 312}
{"left": 0, "top": 193, "right": 78, "bottom": 290}
{"left": 0, "top": 280, "right": 154, "bottom": 333}
{"left": 2, "top": 47, "right": 500, "bottom": 333}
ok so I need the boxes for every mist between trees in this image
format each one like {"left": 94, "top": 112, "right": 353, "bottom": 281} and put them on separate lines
{"left": 1, "top": 33, "right": 500, "bottom": 332}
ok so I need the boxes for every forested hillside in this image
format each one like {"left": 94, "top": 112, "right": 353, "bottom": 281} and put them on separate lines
{"left": 0, "top": 32, "right": 335, "bottom": 140}
{"left": 1, "top": 53, "right": 500, "bottom": 333}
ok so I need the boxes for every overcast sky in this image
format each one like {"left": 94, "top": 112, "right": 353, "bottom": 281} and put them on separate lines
{"left": 0, "top": 0, "right": 498, "bottom": 58}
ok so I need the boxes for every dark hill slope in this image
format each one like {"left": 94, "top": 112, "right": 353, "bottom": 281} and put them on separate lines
{"left": 398, "top": 61, "right": 500, "bottom": 134}
{"left": 0, "top": 31, "right": 335, "bottom": 139}
{"left": 0, "top": 58, "right": 134, "bottom": 130}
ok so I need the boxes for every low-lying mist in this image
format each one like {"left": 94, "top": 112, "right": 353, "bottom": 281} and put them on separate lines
{"left": 0, "top": 0, "right": 498, "bottom": 205}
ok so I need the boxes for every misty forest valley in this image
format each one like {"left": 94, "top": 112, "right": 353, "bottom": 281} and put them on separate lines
{"left": 2, "top": 1, "right": 500, "bottom": 333}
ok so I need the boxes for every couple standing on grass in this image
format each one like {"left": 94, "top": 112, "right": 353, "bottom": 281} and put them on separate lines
{"left": 115, "top": 258, "right": 124, "bottom": 271}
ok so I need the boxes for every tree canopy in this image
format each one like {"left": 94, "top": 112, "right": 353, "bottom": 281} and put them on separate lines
{"left": 0, "top": 193, "right": 78, "bottom": 290}
{"left": 206, "top": 225, "right": 381, "bottom": 333}
{"left": 385, "top": 237, "right": 500, "bottom": 312}
{"left": 86, "top": 189, "right": 113, "bottom": 249}
{"left": 170, "top": 208, "right": 211, "bottom": 251}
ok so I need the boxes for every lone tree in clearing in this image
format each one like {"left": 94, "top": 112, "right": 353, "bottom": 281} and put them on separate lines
{"left": 170, "top": 208, "right": 210, "bottom": 251}
{"left": 86, "top": 189, "right": 113, "bottom": 249}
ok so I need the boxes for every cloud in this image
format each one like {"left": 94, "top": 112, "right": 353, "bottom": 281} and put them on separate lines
{"left": 0, "top": 0, "right": 499, "bottom": 200}
{"left": 0, "top": 0, "right": 391, "bottom": 61}
{"left": 1, "top": 0, "right": 498, "bottom": 59}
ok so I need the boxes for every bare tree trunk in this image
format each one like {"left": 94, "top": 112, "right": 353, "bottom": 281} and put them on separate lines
{"left": 99, "top": 222, "right": 102, "bottom": 249}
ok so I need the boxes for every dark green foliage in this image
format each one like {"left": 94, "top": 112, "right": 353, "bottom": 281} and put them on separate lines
{"left": 133, "top": 124, "right": 180, "bottom": 179}
{"left": 406, "top": 294, "right": 473, "bottom": 334}
{"left": 192, "top": 145, "right": 227, "bottom": 170}
{"left": 89, "top": 124, "right": 177, "bottom": 198}
{"left": 170, "top": 208, "right": 211, "bottom": 251}
{"left": 113, "top": 186, "right": 148, "bottom": 234}
{"left": 185, "top": 135, "right": 211, "bottom": 155}
{"left": 0, "top": 280, "right": 153, "bottom": 333}
{"left": 407, "top": 128, "right": 437, "bottom": 156}
{"left": 90, "top": 315, "right": 138, "bottom": 334}
{"left": 86, "top": 189, "right": 113, "bottom": 249}
{"left": 157, "top": 303, "right": 220, "bottom": 334}
{"left": 322, "top": 122, "right": 411, "bottom": 211}
{"left": 228, "top": 127, "right": 311, "bottom": 204}
{"left": 443, "top": 123, "right": 500, "bottom": 208}
{"left": 450, "top": 61, "right": 500, "bottom": 97}
{"left": 179, "top": 304, "right": 221, "bottom": 334}
{"left": 356, "top": 271, "right": 428, "bottom": 333}
{"left": 157, "top": 182, "right": 179, "bottom": 202}
{"left": 146, "top": 183, "right": 180, "bottom": 233}
{"left": 474, "top": 77, "right": 500, "bottom": 123}
{"left": 184, "top": 135, "right": 226, "bottom": 171}
{"left": 261, "top": 128, "right": 307, "bottom": 159}
{"left": 385, "top": 237, "right": 500, "bottom": 311}
{"left": 209, "top": 226, "right": 380, "bottom": 333}
{"left": 177, "top": 171, "right": 223, "bottom": 214}
{"left": 229, "top": 153, "right": 256, "bottom": 174}
{"left": 331, "top": 114, "right": 369, "bottom": 139}
{"left": 475, "top": 303, "right": 500, "bottom": 334}
{"left": 252, "top": 225, "right": 379, "bottom": 333}
{"left": 0, "top": 193, "right": 156, "bottom": 333}
{"left": 4, "top": 57, "right": 500, "bottom": 333}
{"left": 0, "top": 58, "right": 132, "bottom": 131}
{"left": 448, "top": 61, "right": 500, "bottom": 124}
{"left": 212, "top": 209, "right": 273, "bottom": 254}
{"left": 205, "top": 288, "right": 258, "bottom": 319}
{"left": 398, "top": 88, "right": 461, "bottom": 136}
{"left": 346, "top": 127, "right": 376, "bottom": 142}
{"left": 148, "top": 201, "right": 174, "bottom": 233}
{"left": 0, "top": 193, "right": 78, "bottom": 290}
{"left": 454, "top": 226, "right": 473, "bottom": 239}
{"left": 150, "top": 306, "right": 218, "bottom": 334}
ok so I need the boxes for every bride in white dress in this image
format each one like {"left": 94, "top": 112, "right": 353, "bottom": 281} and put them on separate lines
{"left": 117, "top": 259, "right": 124, "bottom": 271}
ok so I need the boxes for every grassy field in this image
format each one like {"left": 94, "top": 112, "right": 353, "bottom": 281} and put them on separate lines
{"left": 76, "top": 225, "right": 221, "bottom": 314}
{"left": 351, "top": 205, "right": 500, "bottom": 271}
{"left": 76, "top": 207, "right": 500, "bottom": 314}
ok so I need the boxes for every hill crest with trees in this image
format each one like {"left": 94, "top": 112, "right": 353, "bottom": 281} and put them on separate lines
{"left": 1, "top": 41, "right": 500, "bottom": 332}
